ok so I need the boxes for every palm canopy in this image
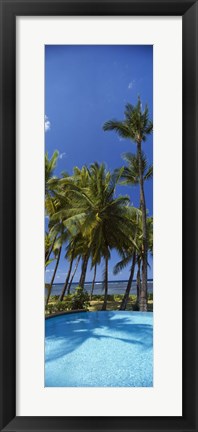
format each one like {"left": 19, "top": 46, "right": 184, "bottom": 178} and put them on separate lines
{"left": 45, "top": 150, "right": 59, "bottom": 192}
{"left": 115, "top": 152, "right": 153, "bottom": 186}
{"left": 45, "top": 150, "right": 61, "bottom": 226}
{"left": 113, "top": 215, "right": 153, "bottom": 276}
{"left": 103, "top": 97, "right": 153, "bottom": 143}
{"left": 52, "top": 162, "right": 138, "bottom": 264}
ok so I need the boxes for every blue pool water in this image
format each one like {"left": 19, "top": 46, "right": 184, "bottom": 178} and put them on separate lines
{"left": 45, "top": 311, "right": 153, "bottom": 387}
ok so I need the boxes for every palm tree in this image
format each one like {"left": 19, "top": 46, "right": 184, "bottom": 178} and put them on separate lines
{"left": 45, "top": 245, "right": 62, "bottom": 306}
{"left": 75, "top": 163, "right": 137, "bottom": 310}
{"left": 46, "top": 169, "right": 84, "bottom": 300}
{"left": 136, "top": 255, "right": 141, "bottom": 307}
{"left": 50, "top": 163, "right": 138, "bottom": 310}
{"left": 136, "top": 216, "right": 153, "bottom": 308}
{"left": 45, "top": 150, "right": 60, "bottom": 266}
{"left": 58, "top": 245, "right": 74, "bottom": 301}
{"left": 113, "top": 214, "right": 153, "bottom": 310}
{"left": 48, "top": 167, "right": 91, "bottom": 293}
{"left": 103, "top": 98, "right": 153, "bottom": 311}
{"left": 113, "top": 211, "right": 140, "bottom": 310}
{"left": 90, "top": 264, "right": 97, "bottom": 300}
{"left": 58, "top": 233, "right": 88, "bottom": 300}
{"left": 45, "top": 150, "right": 62, "bottom": 306}
{"left": 79, "top": 248, "right": 90, "bottom": 289}
{"left": 116, "top": 152, "right": 153, "bottom": 308}
{"left": 45, "top": 232, "right": 56, "bottom": 266}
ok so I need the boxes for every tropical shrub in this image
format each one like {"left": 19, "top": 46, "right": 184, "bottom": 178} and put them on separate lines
{"left": 68, "top": 286, "right": 90, "bottom": 310}
{"left": 114, "top": 294, "right": 124, "bottom": 301}
{"left": 45, "top": 301, "right": 69, "bottom": 315}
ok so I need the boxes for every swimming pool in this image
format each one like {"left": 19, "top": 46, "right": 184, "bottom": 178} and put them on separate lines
{"left": 45, "top": 311, "right": 153, "bottom": 387}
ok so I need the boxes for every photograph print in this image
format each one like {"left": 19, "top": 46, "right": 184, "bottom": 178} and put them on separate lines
{"left": 45, "top": 45, "right": 153, "bottom": 387}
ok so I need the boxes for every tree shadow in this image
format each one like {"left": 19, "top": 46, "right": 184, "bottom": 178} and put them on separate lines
{"left": 45, "top": 311, "right": 153, "bottom": 364}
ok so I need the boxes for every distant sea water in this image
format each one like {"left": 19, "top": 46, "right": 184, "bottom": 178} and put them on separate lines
{"left": 47, "top": 280, "right": 153, "bottom": 296}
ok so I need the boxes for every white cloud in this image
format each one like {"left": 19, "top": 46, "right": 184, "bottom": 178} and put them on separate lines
{"left": 45, "top": 115, "right": 51, "bottom": 132}
{"left": 59, "top": 152, "right": 66, "bottom": 160}
{"left": 128, "top": 80, "right": 135, "bottom": 90}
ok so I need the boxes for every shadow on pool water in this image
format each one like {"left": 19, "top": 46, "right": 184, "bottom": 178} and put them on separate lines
{"left": 45, "top": 311, "right": 153, "bottom": 364}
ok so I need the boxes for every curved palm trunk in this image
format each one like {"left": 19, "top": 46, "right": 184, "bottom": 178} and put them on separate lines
{"left": 136, "top": 257, "right": 141, "bottom": 307}
{"left": 101, "top": 256, "right": 108, "bottom": 311}
{"left": 120, "top": 251, "right": 136, "bottom": 310}
{"left": 79, "top": 253, "right": 89, "bottom": 289}
{"left": 137, "top": 141, "right": 147, "bottom": 312}
{"left": 58, "top": 256, "right": 74, "bottom": 302}
{"left": 90, "top": 264, "right": 97, "bottom": 300}
{"left": 45, "top": 246, "right": 62, "bottom": 306}
{"left": 45, "top": 235, "right": 57, "bottom": 264}
{"left": 67, "top": 256, "right": 80, "bottom": 295}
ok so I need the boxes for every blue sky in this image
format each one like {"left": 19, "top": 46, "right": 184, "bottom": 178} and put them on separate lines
{"left": 45, "top": 45, "right": 153, "bottom": 284}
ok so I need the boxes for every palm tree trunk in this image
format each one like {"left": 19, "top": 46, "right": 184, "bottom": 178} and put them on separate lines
{"left": 67, "top": 256, "right": 80, "bottom": 295}
{"left": 58, "top": 256, "right": 74, "bottom": 302}
{"left": 45, "top": 246, "right": 62, "bottom": 306}
{"left": 102, "top": 256, "right": 108, "bottom": 311}
{"left": 45, "top": 235, "right": 57, "bottom": 264}
{"left": 137, "top": 141, "right": 147, "bottom": 312}
{"left": 136, "top": 258, "right": 141, "bottom": 308}
{"left": 120, "top": 251, "right": 136, "bottom": 310}
{"left": 79, "top": 253, "right": 89, "bottom": 289}
{"left": 90, "top": 264, "right": 97, "bottom": 300}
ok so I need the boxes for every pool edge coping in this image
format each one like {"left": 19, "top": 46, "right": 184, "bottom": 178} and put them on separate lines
{"left": 45, "top": 309, "right": 88, "bottom": 320}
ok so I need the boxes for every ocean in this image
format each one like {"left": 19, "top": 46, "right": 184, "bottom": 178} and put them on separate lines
{"left": 47, "top": 280, "right": 153, "bottom": 296}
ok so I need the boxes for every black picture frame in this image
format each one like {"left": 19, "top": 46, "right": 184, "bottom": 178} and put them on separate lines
{"left": 0, "top": 0, "right": 197, "bottom": 431}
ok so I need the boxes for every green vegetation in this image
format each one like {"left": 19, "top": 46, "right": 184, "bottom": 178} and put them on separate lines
{"left": 69, "top": 287, "right": 90, "bottom": 310}
{"left": 45, "top": 293, "right": 153, "bottom": 316}
{"left": 45, "top": 97, "right": 153, "bottom": 315}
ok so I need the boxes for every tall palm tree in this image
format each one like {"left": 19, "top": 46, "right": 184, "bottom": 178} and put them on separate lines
{"left": 103, "top": 98, "right": 153, "bottom": 311}
{"left": 116, "top": 152, "right": 153, "bottom": 308}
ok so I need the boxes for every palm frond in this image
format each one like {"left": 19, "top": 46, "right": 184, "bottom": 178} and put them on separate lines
{"left": 113, "top": 255, "right": 133, "bottom": 275}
